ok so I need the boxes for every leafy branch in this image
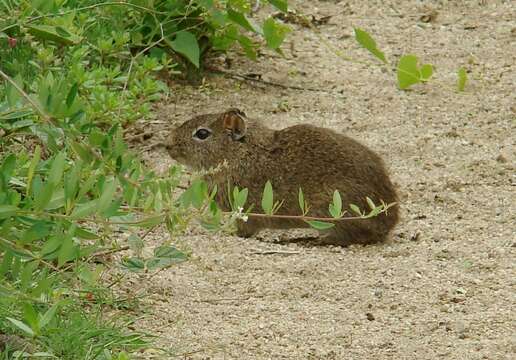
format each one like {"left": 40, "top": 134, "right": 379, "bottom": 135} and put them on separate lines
{"left": 290, "top": 8, "right": 468, "bottom": 91}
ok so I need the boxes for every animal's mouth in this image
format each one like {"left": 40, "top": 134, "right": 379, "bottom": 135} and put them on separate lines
{"left": 167, "top": 150, "right": 186, "bottom": 165}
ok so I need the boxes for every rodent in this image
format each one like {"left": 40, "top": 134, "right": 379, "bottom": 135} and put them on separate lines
{"left": 166, "top": 108, "right": 399, "bottom": 245}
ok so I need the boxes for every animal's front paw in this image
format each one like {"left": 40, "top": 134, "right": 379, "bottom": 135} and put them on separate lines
{"left": 236, "top": 219, "right": 258, "bottom": 238}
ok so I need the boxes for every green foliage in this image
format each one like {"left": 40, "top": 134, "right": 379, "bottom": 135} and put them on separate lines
{"left": 354, "top": 28, "right": 465, "bottom": 90}
{"left": 268, "top": 0, "right": 289, "bottom": 12}
{"left": 298, "top": 187, "right": 307, "bottom": 215}
{"left": 457, "top": 67, "right": 467, "bottom": 91}
{"left": 260, "top": 181, "right": 283, "bottom": 216}
{"left": 261, "top": 181, "right": 274, "bottom": 215}
{"left": 397, "top": 54, "right": 433, "bottom": 89}
{"left": 0, "top": 0, "right": 293, "bottom": 357}
{"left": 354, "top": 28, "right": 387, "bottom": 63}
{"left": 170, "top": 31, "right": 201, "bottom": 68}
{"left": 0, "top": 2, "right": 399, "bottom": 357}
{"left": 263, "top": 17, "right": 291, "bottom": 50}
{"left": 305, "top": 220, "right": 334, "bottom": 230}
{"left": 328, "top": 190, "right": 343, "bottom": 219}
{"left": 122, "top": 245, "right": 187, "bottom": 272}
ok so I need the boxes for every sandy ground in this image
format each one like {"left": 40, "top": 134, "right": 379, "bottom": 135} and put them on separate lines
{"left": 121, "top": 1, "right": 515, "bottom": 359}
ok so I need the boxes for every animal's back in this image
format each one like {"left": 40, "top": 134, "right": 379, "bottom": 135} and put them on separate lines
{"left": 268, "top": 124, "right": 399, "bottom": 244}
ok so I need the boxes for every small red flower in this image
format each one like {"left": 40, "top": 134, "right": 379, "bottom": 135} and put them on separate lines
{"left": 8, "top": 37, "right": 17, "bottom": 48}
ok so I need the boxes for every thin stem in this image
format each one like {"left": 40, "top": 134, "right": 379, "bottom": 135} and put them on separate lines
{"left": 0, "top": 68, "right": 55, "bottom": 125}
{"left": 244, "top": 212, "right": 365, "bottom": 222}
{"left": 26, "top": 1, "right": 169, "bottom": 23}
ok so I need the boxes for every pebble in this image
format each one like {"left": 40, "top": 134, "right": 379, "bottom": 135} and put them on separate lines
{"left": 496, "top": 154, "right": 508, "bottom": 163}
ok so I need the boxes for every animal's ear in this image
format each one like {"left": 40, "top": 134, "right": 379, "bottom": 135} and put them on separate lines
{"left": 221, "top": 108, "right": 246, "bottom": 141}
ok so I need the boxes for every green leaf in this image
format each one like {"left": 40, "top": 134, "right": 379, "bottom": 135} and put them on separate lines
{"left": 0, "top": 205, "right": 18, "bottom": 219}
{"left": 190, "top": 179, "right": 208, "bottom": 209}
{"left": 64, "top": 160, "right": 81, "bottom": 209}
{"left": 46, "top": 186, "right": 65, "bottom": 210}
{"left": 263, "top": 17, "right": 290, "bottom": 49}
{"left": 77, "top": 173, "right": 96, "bottom": 200}
{"left": 329, "top": 190, "right": 342, "bottom": 218}
{"left": 39, "top": 302, "right": 60, "bottom": 329}
{"left": 41, "top": 236, "right": 62, "bottom": 258}
{"left": 121, "top": 257, "right": 145, "bottom": 272}
{"left": 97, "top": 177, "right": 117, "bottom": 214}
{"left": 333, "top": 190, "right": 342, "bottom": 213}
{"left": 135, "top": 214, "right": 164, "bottom": 228}
{"left": 34, "top": 182, "right": 54, "bottom": 211}
{"left": 365, "top": 206, "right": 382, "bottom": 218}
{"left": 237, "top": 34, "right": 257, "bottom": 60}
{"left": 75, "top": 227, "right": 99, "bottom": 240}
{"left": 26, "top": 145, "right": 41, "bottom": 196}
{"left": 267, "top": 0, "right": 288, "bottom": 12}
{"left": 306, "top": 220, "right": 335, "bottom": 230}
{"left": 1, "top": 154, "right": 16, "bottom": 182}
{"left": 366, "top": 197, "right": 376, "bottom": 210}
{"left": 170, "top": 31, "right": 200, "bottom": 68}
{"left": 70, "top": 200, "right": 98, "bottom": 220}
{"left": 0, "top": 109, "right": 33, "bottom": 121}
{"left": 227, "top": 9, "right": 258, "bottom": 33}
{"left": 21, "top": 222, "right": 52, "bottom": 244}
{"left": 234, "top": 188, "right": 248, "bottom": 209}
{"left": 11, "top": 119, "right": 34, "bottom": 129}
{"left": 420, "top": 64, "right": 433, "bottom": 80}
{"left": 148, "top": 245, "right": 188, "bottom": 269}
{"left": 66, "top": 82, "right": 79, "bottom": 108}
{"left": 22, "top": 302, "right": 39, "bottom": 334}
{"left": 55, "top": 26, "right": 71, "bottom": 38}
{"left": 0, "top": 251, "right": 13, "bottom": 277}
{"left": 128, "top": 234, "right": 144, "bottom": 255}
{"left": 5, "top": 74, "right": 23, "bottom": 106}
{"left": 6, "top": 317, "right": 35, "bottom": 337}
{"left": 457, "top": 67, "right": 467, "bottom": 92}
{"left": 397, "top": 54, "right": 421, "bottom": 89}
{"left": 354, "top": 28, "right": 387, "bottom": 63}
{"left": 298, "top": 188, "right": 305, "bottom": 214}
{"left": 57, "top": 233, "right": 76, "bottom": 267}
{"left": 154, "top": 245, "right": 186, "bottom": 259}
{"left": 48, "top": 151, "right": 66, "bottom": 186}
{"left": 349, "top": 203, "right": 362, "bottom": 216}
{"left": 261, "top": 181, "right": 274, "bottom": 215}
{"left": 27, "top": 24, "right": 81, "bottom": 45}
{"left": 70, "top": 141, "right": 92, "bottom": 163}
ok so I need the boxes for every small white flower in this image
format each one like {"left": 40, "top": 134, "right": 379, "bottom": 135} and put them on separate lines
{"left": 241, "top": 215, "right": 248, "bottom": 222}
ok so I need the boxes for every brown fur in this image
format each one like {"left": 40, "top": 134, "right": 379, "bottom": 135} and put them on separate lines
{"left": 166, "top": 109, "right": 399, "bottom": 245}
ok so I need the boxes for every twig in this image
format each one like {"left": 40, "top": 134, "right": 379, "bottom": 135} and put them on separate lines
{"left": 207, "top": 67, "right": 328, "bottom": 93}
{"left": 91, "top": 245, "right": 130, "bottom": 258}
{"left": 194, "top": 295, "right": 260, "bottom": 304}
{"left": 246, "top": 212, "right": 367, "bottom": 222}
{"left": 124, "top": 131, "right": 155, "bottom": 142}
{"left": 249, "top": 249, "right": 301, "bottom": 255}
{"left": 141, "top": 141, "right": 166, "bottom": 152}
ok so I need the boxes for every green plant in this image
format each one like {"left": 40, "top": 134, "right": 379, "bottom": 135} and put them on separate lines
{"left": 0, "top": 1, "right": 396, "bottom": 357}
{"left": 353, "top": 27, "right": 468, "bottom": 91}
{"left": 0, "top": 1, "right": 294, "bottom": 357}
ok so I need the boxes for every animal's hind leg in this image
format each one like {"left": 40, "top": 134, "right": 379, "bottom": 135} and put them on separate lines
{"left": 320, "top": 221, "right": 387, "bottom": 246}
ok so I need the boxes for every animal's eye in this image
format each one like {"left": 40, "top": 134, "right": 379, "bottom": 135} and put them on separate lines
{"left": 193, "top": 128, "right": 212, "bottom": 141}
